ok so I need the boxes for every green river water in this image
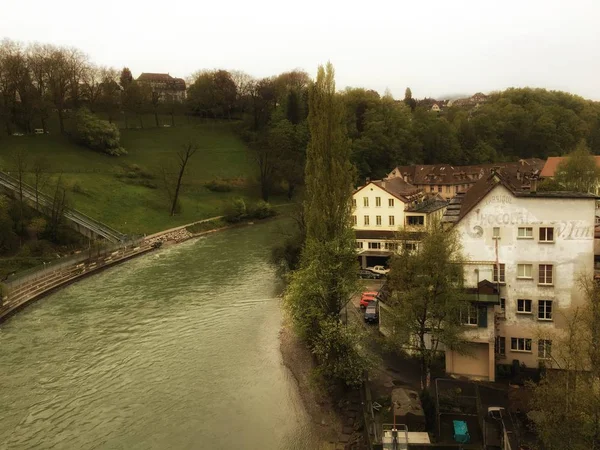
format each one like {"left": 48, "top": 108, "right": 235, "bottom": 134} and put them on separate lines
{"left": 0, "top": 221, "right": 318, "bottom": 449}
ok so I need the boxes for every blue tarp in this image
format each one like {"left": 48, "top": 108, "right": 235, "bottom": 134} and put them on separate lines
{"left": 453, "top": 420, "right": 470, "bottom": 444}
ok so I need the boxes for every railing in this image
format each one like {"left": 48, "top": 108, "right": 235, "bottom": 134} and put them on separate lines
{"left": 0, "top": 170, "right": 127, "bottom": 243}
{"left": 0, "top": 237, "right": 150, "bottom": 320}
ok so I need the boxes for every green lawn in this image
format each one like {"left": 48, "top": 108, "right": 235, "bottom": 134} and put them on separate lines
{"left": 0, "top": 121, "right": 262, "bottom": 235}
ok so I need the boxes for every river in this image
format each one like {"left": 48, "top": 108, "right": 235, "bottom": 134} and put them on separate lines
{"left": 0, "top": 221, "right": 317, "bottom": 450}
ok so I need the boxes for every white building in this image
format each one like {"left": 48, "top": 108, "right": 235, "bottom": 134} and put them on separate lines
{"left": 442, "top": 170, "right": 596, "bottom": 381}
{"left": 352, "top": 178, "right": 448, "bottom": 268}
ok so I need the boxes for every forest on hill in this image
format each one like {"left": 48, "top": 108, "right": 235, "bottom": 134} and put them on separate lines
{"left": 2, "top": 38, "right": 600, "bottom": 187}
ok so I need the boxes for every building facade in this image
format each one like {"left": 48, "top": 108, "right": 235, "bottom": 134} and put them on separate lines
{"left": 387, "top": 159, "right": 544, "bottom": 200}
{"left": 442, "top": 170, "right": 596, "bottom": 381}
{"left": 352, "top": 178, "right": 448, "bottom": 268}
{"left": 136, "top": 73, "right": 186, "bottom": 103}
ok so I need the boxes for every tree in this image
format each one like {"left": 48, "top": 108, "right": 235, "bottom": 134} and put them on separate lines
{"left": 404, "top": 87, "right": 416, "bottom": 111}
{"left": 119, "top": 67, "right": 133, "bottom": 89}
{"left": 528, "top": 274, "right": 600, "bottom": 450}
{"left": 284, "top": 63, "right": 367, "bottom": 389}
{"left": 72, "top": 107, "right": 126, "bottom": 155}
{"left": 10, "top": 149, "right": 28, "bottom": 231}
{"left": 44, "top": 176, "right": 67, "bottom": 241}
{"left": 386, "top": 225, "right": 467, "bottom": 390}
{"left": 151, "top": 91, "right": 160, "bottom": 127}
{"left": 169, "top": 141, "right": 198, "bottom": 216}
{"left": 554, "top": 140, "right": 600, "bottom": 193}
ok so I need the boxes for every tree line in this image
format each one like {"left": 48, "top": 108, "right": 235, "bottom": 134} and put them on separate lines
{"left": 4, "top": 38, "right": 600, "bottom": 193}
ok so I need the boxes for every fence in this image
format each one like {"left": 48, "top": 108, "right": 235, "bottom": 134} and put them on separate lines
{"left": 0, "top": 170, "right": 127, "bottom": 243}
{"left": 0, "top": 237, "right": 151, "bottom": 321}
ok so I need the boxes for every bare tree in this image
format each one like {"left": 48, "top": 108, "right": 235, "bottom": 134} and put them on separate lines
{"left": 11, "top": 149, "right": 28, "bottom": 216}
{"left": 170, "top": 142, "right": 198, "bottom": 216}
{"left": 46, "top": 175, "right": 67, "bottom": 241}
{"left": 82, "top": 64, "right": 104, "bottom": 111}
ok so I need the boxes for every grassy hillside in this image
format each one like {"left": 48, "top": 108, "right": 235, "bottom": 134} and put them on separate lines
{"left": 0, "top": 121, "right": 261, "bottom": 235}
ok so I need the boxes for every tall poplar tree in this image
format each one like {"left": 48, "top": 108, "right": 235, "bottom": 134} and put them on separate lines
{"left": 285, "top": 63, "right": 366, "bottom": 388}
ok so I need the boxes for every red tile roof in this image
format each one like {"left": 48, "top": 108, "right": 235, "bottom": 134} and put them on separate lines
{"left": 540, "top": 156, "right": 600, "bottom": 178}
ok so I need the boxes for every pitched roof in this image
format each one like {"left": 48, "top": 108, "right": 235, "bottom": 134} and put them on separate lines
{"left": 406, "top": 197, "right": 449, "bottom": 213}
{"left": 137, "top": 73, "right": 186, "bottom": 90}
{"left": 541, "top": 156, "right": 600, "bottom": 178}
{"left": 442, "top": 169, "right": 597, "bottom": 225}
{"left": 355, "top": 178, "right": 420, "bottom": 202}
{"left": 390, "top": 159, "right": 545, "bottom": 186}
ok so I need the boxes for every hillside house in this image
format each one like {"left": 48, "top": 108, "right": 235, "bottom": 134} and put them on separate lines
{"left": 136, "top": 73, "right": 186, "bottom": 103}
{"left": 441, "top": 169, "right": 596, "bottom": 381}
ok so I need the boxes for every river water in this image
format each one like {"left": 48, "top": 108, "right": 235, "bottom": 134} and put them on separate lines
{"left": 0, "top": 221, "right": 317, "bottom": 450}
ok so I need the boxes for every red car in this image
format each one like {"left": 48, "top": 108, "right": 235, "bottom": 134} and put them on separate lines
{"left": 360, "top": 291, "right": 378, "bottom": 308}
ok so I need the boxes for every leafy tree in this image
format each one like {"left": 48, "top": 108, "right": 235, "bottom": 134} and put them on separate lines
{"left": 554, "top": 140, "right": 600, "bottom": 193}
{"left": 72, "top": 107, "right": 126, "bottom": 155}
{"left": 386, "top": 225, "right": 467, "bottom": 389}
{"left": 529, "top": 276, "right": 600, "bottom": 449}
{"left": 404, "top": 87, "right": 416, "bottom": 111}
{"left": 284, "top": 63, "right": 367, "bottom": 389}
{"left": 119, "top": 67, "right": 133, "bottom": 89}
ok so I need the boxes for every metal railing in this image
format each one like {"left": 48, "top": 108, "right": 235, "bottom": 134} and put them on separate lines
{"left": 0, "top": 170, "right": 126, "bottom": 243}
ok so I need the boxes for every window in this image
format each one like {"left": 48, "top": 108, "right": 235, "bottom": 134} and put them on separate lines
{"left": 364, "top": 216, "right": 370, "bottom": 226}
{"left": 493, "top": 227, "right": 500, "bottom": 239}
{"left": 495, "top": 336, "right": 506, "bottom": 356}
{"left": 518, "top": 227, "right": 533, "bottom": 239}
{"left": 511, "top": 337, "right": 532, "bottom": 352}
{"left": 429, "top": 185, "right": 434, "bottom": 192}
{"left": 389, "top": 216, "right": 395, "bottom": 226}
{"left": 352, "top": 215, "right": 357, "bottom": 226}
{"left": 355, "top": 241, "right": 363, "bottom": 249}
{"left": 517, "top": 299, "right": 532, "bottom": 313}
{"left": 404, "top": 243, "right": 417, "bottom": 252}
{"left": 493, "top": 264, "right": 506, "bottom": 283}
{"left": 376, "top": 215, "right": 382, "bottom": 226}
{"left": 363, "top": 197, "right": 369, "bottom": 207}
{"left": 368, "top": 242, "right": 381, "bottom": 249}
{"left": 438, "top": 186, "right": 442, "bottom": 193}
{"left": 388, "top": 198, "right": 394, "bottom": 207}
{"left": 517, "top": 264, "right": 533, "bottom": 279}
{"left": 538, "top": 300, "right": 553, "bottom": 320}
{"left": 384, "top": 242, "right": 398, "bottom": 251}
{"left": 539, "top": 227, "right": 554, "bottom": 243}
{"left": 500, "top": 297, "right": 506, "bottom": 314}
{"left": 539, "top": 264, "right": 553, "bottom": 285}
{"left": 461, "top": 304, "right": 478, "bottom": 326}
{"left": 352, "top": 199, "right": 357, "bottom": 208}
{"left": 538, "top": 339, "right": 552, "bottom": 359}
{"left": 407, "top": 216, "right": 425, "bottom": 226}
{"left": 376, "top": 197, "right": 381, "bottom": 207}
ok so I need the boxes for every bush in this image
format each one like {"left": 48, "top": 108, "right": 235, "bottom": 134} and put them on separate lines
{"left": 72, "top": 108, "right": 127, "bottom": 156}
{"left": 223, "top": 198, "right": 248, "bottom": 223}
{"left": 204, "top": 179, "right": 233, "bottom": 192}
{"left": 248, "top": 200, "right": 276, "bottom": 219}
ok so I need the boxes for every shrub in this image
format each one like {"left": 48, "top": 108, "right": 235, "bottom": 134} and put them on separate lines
{"left": 204, "top": 178, "right": 233, "bottom": 192}
{"left": 223, "top": 198, "right": 248, "bottom": 223}
{"left": 72, "top": 108, "right": 127, "bottom": 156}
{"left": 248, "top": 200, "right": 276, "bottom": 219}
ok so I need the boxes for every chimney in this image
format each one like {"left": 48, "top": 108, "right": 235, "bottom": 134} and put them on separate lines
{"left": 366, "top": 177, "right": 370, "bottom": 184}
{"left": 531, "top": 177, "right": 538, "bottom": 193}
{"left": 516, "top": 169, "right": 521, "bottom": 181}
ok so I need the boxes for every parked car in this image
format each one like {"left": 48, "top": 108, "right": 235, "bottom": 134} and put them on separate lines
{"left": 358, "top": 269, "right": 381, "bottom": 279}
{"left": 364, "top": 301, "right": 379, "bottom": 323}
{"left": 360, "top": 291, "right": 378, "bottom": 308}
{"left": 366, "top": 265, "right": 390, "bottom": 276}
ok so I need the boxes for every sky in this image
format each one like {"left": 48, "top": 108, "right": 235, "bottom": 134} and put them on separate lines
{"left": 2, "top": 0, "right": 600, "bottom": 100}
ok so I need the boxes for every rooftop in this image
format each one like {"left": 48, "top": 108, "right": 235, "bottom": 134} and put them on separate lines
{"left": 541, "top": 155, "right": 600, "bottom": 178}
{"left": 442, "top": 169, "right": 597, "bottom": 224}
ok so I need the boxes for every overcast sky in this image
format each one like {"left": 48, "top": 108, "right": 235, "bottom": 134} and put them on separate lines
{"left": 2, "top": 0, "right": 599, "bottom": 100}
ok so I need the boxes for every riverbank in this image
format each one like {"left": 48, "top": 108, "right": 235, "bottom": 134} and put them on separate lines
{"left": 280, "top": 320, "right": 367, "bottom": 449}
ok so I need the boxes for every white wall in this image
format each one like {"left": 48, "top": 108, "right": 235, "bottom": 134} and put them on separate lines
{"left": 455, "top": 184, "right": 596, "bottom": 367}
{"left": 353, "top": 183, "right": 405, "bottom": 231}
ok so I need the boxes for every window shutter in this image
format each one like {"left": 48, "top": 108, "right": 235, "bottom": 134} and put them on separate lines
{"left": 478, "top": 305, "right": 488, "bottom": 328}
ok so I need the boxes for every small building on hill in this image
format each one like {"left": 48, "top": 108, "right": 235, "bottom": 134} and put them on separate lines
{"left": 136, "top": 73, "right": 186, "bottom": 103}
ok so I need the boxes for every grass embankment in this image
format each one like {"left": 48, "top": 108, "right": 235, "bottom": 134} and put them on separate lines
{"left": 0, "top": 120, "right": 263, "bottom": 235}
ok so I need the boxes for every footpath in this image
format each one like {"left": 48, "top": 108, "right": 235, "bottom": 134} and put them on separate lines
{"left": 0, "top": 216, "right": 226, "bottom": 323}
